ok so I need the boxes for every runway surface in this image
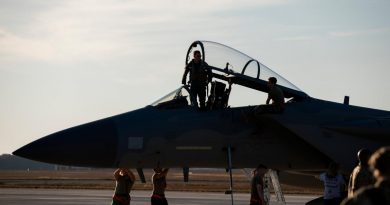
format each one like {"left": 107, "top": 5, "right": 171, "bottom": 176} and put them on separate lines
{"left": 0, "top": 188, "right": 319, "bottom": 205}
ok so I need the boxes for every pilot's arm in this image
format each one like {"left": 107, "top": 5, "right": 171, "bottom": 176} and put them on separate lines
{"left": 266, "top": 93, "right": 271, "bottom": 105}
{"left": 182, "top": 66, "right": 190, "bottom": 85}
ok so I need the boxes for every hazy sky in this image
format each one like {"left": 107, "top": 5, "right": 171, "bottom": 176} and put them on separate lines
{"left": 1, "top": 0, "right": 390, "bottom": 154}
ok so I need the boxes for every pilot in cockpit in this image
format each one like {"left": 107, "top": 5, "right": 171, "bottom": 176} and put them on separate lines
{"left": 181, "top": 50, "right": 212, "bottom": 110}
{"left": 254, "top": 77, "right": 285, "bottom": 115}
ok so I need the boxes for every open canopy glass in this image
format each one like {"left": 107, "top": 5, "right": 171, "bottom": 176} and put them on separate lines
{"left": 186, "top": 40, "right": 303, "bottom": 92}
{"left": 152, "top": 41, "right": 308, "bottom": 108}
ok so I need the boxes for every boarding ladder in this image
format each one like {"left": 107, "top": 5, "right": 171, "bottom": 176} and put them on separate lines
{"left": 243, "top": 169, "right": 286, "bottom": 205}
{"left": 268, "top": 170, "right": 286, "bottom": 205}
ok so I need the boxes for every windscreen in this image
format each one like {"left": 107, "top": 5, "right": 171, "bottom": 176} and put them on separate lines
{"left": 151, "top": 86, "right": 190, "bottom": 107}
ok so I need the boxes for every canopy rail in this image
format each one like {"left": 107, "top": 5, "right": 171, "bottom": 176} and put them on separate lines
{"left": 209, "top": 65, "right": 309, "bottom": 100}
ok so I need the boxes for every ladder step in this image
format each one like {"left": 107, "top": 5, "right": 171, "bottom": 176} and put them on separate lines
{"left": 268, "top": 170, "right": 286, "bottom": 204}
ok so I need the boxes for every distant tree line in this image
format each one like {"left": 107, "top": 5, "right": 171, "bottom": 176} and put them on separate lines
{"left": 0, "top": 154, "right": 55, "bottom": 170}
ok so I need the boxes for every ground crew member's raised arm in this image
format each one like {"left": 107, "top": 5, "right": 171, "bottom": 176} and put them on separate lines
{"left": 114, "top": 168, "right": 121, "bottom": 180}
{"left": 153, "top": 168, "right": 169, "bottom": 179}
{"left": 112, "top": 168, "right": 135, "bottom": 205}
{"left": 121, "top": 168, "right": 135, "bottom": 182}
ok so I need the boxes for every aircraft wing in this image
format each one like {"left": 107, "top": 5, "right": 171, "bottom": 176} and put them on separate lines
{"left": 267, "top": 101, "right": 390, "bottom": 171}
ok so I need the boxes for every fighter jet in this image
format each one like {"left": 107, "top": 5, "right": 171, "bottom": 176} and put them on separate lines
{"left": 13, "top": 40, "right": 390, "bottom": 176}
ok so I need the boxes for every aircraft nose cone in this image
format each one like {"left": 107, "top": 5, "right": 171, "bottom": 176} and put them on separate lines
{"left": 13, "top": 119, "right": 118, "bottom": 167}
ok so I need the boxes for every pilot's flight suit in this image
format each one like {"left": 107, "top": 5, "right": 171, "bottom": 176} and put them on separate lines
{"left": 182, "top": 60, "right": 212, "bottom": 109}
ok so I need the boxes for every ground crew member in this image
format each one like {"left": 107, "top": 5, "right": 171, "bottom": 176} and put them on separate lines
{"left": 250, "top": 164, "right": 268, "bottom": 205}
{"left": 182, "top": 50, "right": 212, "bottom": 110}
{"left": 342, "top": 146, "right": 390, "bottom": 205}
{"left": 348, "top": 148, "right": 374, "bottom": 198}
{"left": 112, "top": 168, "right": 135, "bottom": 205}
{"left": 151, "top": 167, "right": 169, "bottom": 205}
{"left": 319, "top": 162, "right": 346, "bottom": 205}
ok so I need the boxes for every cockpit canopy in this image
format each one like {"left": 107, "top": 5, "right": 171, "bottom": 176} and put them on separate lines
{"left": 186, "top": 41, "right": 303, "bottom": 91}
{"left": 152, "top": 40, "right": 308, "bottom": 108}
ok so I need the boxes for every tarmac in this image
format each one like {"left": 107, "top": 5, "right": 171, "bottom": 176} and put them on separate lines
{"left": 0, "top": 188, "right": 319, "bottom": 205}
